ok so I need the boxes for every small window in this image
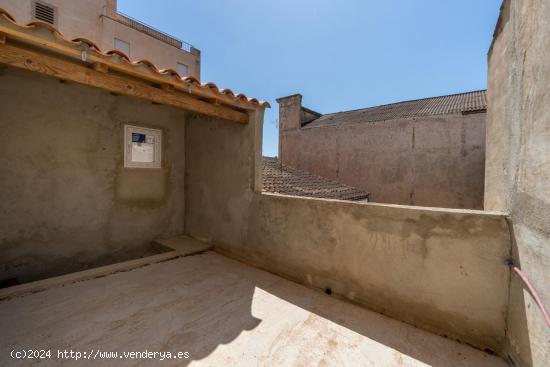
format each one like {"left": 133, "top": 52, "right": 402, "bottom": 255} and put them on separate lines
{"left": 124, "top": 125, "right": 162, "bottom": 169}
{"left": 114, "top": 38, "right": 130, "bottom": 56}
{"left": 33, "top": 1, "right": 57, "bottom": 25}
{"left": 176, "top": 63, "right": 188, "bottom": 76}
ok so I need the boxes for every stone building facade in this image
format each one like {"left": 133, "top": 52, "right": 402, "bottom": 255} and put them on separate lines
{"left": 278, "top": 91, "right": 487, "bottom": 209}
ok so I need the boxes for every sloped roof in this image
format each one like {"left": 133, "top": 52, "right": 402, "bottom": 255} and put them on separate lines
{"left": 263, "top": 157, "right": 370, "bottom": 201}
{"left": 0, "top": 8, "right": 269, "bottom": 110}
{"left": 304, "top": 90, "right": 486, "bottom": 128}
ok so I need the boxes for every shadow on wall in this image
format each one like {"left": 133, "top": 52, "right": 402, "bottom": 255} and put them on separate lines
{"left": 0, "top": 252, "right": 503, "bottom": 366}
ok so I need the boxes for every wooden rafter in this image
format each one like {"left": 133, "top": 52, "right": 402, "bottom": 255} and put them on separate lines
{"left": 0, "top": 23, "right": 258, "bottom": 112}
{"left": 0, "top": 42, "right": 249, "bottom": 123}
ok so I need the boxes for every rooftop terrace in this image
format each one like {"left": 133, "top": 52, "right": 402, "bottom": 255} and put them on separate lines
{"left": 0, "top": 2, "right": 547, "bottom": 367}
{"left": 102, "top": 6, "right": 196, "bottom": 53}
{"left": 0, "top": 249, "right": 507, "bottom": 367}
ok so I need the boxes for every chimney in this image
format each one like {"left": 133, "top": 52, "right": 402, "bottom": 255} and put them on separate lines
{"left": 277, "top": 94, "right": 303, "bottom": 132}
{"left": 276, "top": 94, "right": 302, "bottom": 165}
{"left": 276, "top": 94, "right": 321, "bottom": 164}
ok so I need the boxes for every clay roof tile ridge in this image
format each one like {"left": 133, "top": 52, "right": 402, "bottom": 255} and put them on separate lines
{"left": 0, "top": 8, "right": 270, "bottom": 110}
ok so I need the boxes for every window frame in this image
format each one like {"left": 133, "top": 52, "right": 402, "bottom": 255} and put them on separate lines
{"left": 176, "top": 62, "right": 189, "bottom": 77}
{"left": 114, "top": 38, "right": 131, "bottom": 57}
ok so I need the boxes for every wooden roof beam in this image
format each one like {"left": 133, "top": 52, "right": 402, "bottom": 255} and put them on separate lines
{"left": 0, "top": 42, "right": 249, "bottom": 124}
{"left": 0, "top": 24, "right": 258, "bottom": 111}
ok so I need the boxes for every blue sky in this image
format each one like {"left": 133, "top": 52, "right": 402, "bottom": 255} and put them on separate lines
{"left": 119, "top": 0, "right": 502, "bottom": 157}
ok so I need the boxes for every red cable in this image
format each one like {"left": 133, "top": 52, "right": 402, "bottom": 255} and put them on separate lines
{"left": 512, "top": 266, "right": 550, "bottom": 329}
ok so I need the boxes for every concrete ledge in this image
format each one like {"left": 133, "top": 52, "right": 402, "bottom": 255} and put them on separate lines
{"left": 195, "top": 192, "right": 513, "bottom": 354}
{"left": 261, "top": 192, "right": 510, "bottom": 217}
{"left": 0, "top": 236, "right": 212, "bottom": 301}
{"left": 152, "top": 235, "right": 213, "bottom": 254}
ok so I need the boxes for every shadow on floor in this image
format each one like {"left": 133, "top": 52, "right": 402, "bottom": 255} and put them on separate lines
{"left": 0, "top": 252, "right": 507, "bottom": 366}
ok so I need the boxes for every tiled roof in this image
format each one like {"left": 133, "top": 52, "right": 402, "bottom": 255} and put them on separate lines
{"left": 0, "top": 8, "right": 269, "bottom": 109}
{"left": 304, "top": 90, "right": 486, "bottom": 128}
{"left": 263, "top": 157, "right": 370, "bottom": 201}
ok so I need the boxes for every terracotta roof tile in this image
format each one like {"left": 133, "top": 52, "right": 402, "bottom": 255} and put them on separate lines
{"left": 71, "top": 37, "right": 102, "bottom": 52}
{"left": 235, "top": 93, "right": 248, "bottom": 101}
{"left": 105, "top": 49, "right": 131, "bottom": 62}
{"left": 183, "top": 76, "right": 201, "bottom": 86}
{"left": 0, "top": 8, "right": 270, "bottom": 109}
{"left": 202, "top": 82, "right": 219, "bottom": 91}
{"left": 221, "top": 89, "right": 235, "bottom": 97}
{"left": 304, "top": 90, "right": 486, "bottom": 128}
{"left": 138, "top": 59, "right": 156, "bottom": 69}
{"left": 1, "top": 7, "right": 14, "bottom": 22}
{"left": 263, "top": 157, "right": 370, "bottom": 201}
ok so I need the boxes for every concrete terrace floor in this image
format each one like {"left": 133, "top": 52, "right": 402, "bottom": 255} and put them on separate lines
{"left": 0, "top": 252, "right": 507, "bottom": 367}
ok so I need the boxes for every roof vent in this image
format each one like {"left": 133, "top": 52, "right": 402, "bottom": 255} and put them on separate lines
{"left": 33, "top": 1, "right": 56, "bottom": 25}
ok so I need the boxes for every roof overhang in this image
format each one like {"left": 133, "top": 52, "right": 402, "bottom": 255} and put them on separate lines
{"left": 0, "top": 8, "right": 270, "bottom": 124}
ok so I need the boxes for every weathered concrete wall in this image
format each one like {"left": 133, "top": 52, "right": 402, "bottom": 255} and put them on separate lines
{"left": 486, "top": 1, "right": 550, "bottom": 366}
{"left": 278, "top": 96, "right": 486, "bottom": 209}
{"left": 0, "top": 68, "right": 187, "bottom": 283}
{"left": 185, "top": 108, "right": 263, "bottom": 246}
{"left": 246, "top": 195, "right": 510, "bottom": 352}
{"left": 185, "top": 109, "right": 512, "bottom": 353}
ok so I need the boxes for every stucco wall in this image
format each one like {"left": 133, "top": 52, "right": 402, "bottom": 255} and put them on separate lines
{"left": 0, "top": 0, "right": 200, "bottom": 78}
{"left": 0, "top": 68, "right": 187, "bottom": 283}
{"left": 278, "top": 97, "right": 486, "bottom": 209}
{"left": 99, "top": 17, "right": 200, "bottom": 77}
{"left": 486, "top": 1, "right": 550, "bottom": 366}
{"left": 0, "top": 0, "right": 107, "bottom": 41}
{"left": 185, "top": 111, "right": 512, "bottom": 353}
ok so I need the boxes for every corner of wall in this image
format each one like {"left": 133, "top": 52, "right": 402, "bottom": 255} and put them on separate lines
{"left": 250, "top": 107, "right": 265, "bottom": 193}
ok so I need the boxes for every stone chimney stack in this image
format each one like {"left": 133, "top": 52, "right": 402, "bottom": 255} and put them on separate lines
{"left": 276, "top": 94, "right": 303, "bottom": 163}
{"left": 277, "top": 94, "right": 303, "bottom": 132}
{"left": 276, "top": 94, "right": 322, "bottom": 164}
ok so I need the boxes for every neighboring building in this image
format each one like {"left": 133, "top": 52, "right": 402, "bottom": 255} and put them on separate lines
{"left": 262, "top": 157, "right": 370, "bottom": 201}
{"left": 277, "top": 91, "right": 487, "bottom": 209}
{"left": 0, "top": 0, "right": 200, "bottom": 78}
